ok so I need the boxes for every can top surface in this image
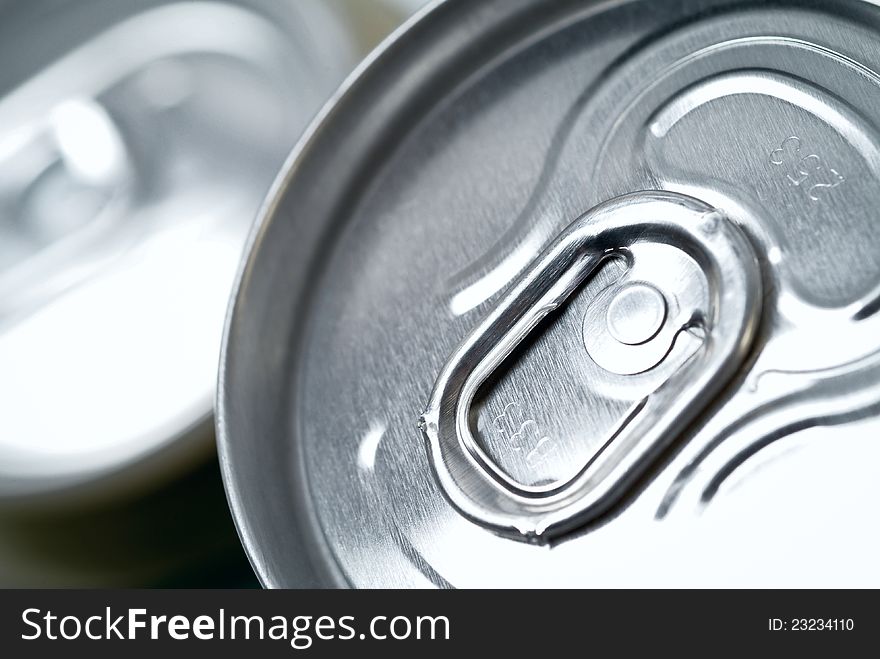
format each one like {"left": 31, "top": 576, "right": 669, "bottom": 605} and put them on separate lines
{"left": 0, "top": 0, "right": 362, "bottom": 502}
{"left": 220, "top": 0, "right": 880, "bottom": 587}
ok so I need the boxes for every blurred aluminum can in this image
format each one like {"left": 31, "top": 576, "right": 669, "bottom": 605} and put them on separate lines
{"left": 0, "top": 0, "right": 379, "bottom": 502}
{"left": 220, "top": 0, "right": 880, "bottom": 587}
{"left": 0, "top": 0, "right": 418, "bottom": 585}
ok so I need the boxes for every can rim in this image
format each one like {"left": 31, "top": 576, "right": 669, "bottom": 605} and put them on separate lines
{"left": 216, "top": 0, "right": 453, "bottom": 589}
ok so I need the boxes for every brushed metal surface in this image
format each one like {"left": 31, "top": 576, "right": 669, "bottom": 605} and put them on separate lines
{"left": 219, "top": 0, "right": 880, "bottom": 587}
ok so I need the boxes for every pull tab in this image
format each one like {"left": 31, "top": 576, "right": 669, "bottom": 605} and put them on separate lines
{"left": 420, "top": 191, "right": 762, "bottom": 543}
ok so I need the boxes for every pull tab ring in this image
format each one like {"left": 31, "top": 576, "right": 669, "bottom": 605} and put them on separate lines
{"left": 420, "top": 191, "right": 762, "bottom": 543}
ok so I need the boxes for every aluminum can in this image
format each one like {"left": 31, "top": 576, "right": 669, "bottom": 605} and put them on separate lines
{"left": 219, "top": 0, "right": 880, "bottom": 587}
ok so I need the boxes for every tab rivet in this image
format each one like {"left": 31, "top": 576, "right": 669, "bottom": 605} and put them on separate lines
{"left": 606, "top": 283, "right": 667, "bottom": 345}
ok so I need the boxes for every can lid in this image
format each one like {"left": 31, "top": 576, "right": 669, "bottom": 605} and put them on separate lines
{"left": 0, "top": 0, "right": 360, "bottom": 501}
{"left": 221, "top": 0, "right": 880, "bottom": 586}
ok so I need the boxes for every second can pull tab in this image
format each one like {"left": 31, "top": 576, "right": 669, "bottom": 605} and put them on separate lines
{"left": 420, "top": 191, "right": 762, "bottom": 543}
